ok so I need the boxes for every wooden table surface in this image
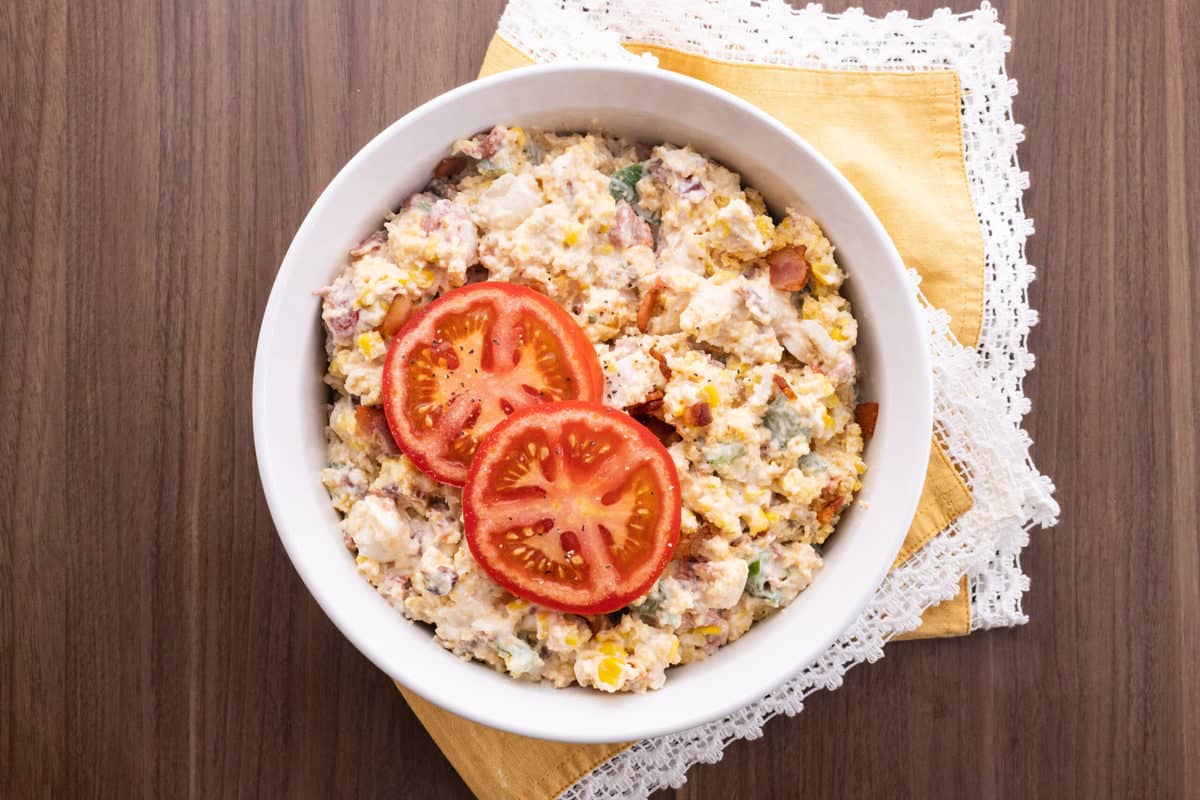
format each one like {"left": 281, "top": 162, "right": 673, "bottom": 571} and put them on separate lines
{"left": 3, "top": 0, "right": 1198, "bottom": 796}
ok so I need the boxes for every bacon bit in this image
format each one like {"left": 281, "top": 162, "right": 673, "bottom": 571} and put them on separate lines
{"left": 767, "top": 245, "right": 811, "bottom": 292}
{"left": 673, "top": 533, "right": 702, "bottom": 560}
{"left": 355, "top": 405, "right": 399, "bottom": 454}
{"left": 325, "top": 306, "right": 359, "bottom": 344}
{"left": 581, "top": 615, "right": 610, "bottom": 635}
{"left": 817, "top": 495, "right": 845, "bottom": 526}
{"left": 379, "top": 296, "right": 413, "bottom": 338}
{"left": 464, "top": 264, "right": 490, "bottom": 284}
{"left": 675, "top": 523, "right": 714, "bottom": 559}
{"left": 772, "top": 373, "right": 797, "bottom": 400}
{"left": 611, "top": 200, "right": 653, "bottom": 249}
{"left": 649, "top": 347, "right": 671, "bottom": 380}
{"left": 855, "top": 402, "right": 879, "bottom": 441}
{"left": 625, "top": 390, "right": 665, "bottom": 419}
{"left": 636, "top": 280, "right": 663, "bottom": 333}
{"left": 433, "top": 155, "right": 469, "bottom": 180}
{"left": 421, "top": 200, "right": 448, "bottom": 233}
{"left": 685, "top": 401, "right": 713, "bottom": 427}
{"left": 349, "top": 230, "right": 387, "bottom": 258}
{"left": 633, "top": 415, "right": 679, "bottom": 448}
{"left": 480, "top": 127, "right": 506, "bottom": 158}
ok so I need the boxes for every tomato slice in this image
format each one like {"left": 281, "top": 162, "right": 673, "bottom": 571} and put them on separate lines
{"left": 463, "top": 402, "right": 682, "bottom": 614}
{"left": 382, "top": 283, "right": 604, "bottom": 485}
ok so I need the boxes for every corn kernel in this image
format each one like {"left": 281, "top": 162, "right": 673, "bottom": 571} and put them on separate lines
{"left": 505, "top": 599, "right": 528, "bottom": 613}
{"left": 702, "top": 385, "right": 719, "bottom": 408}
{"left": 598, "top": 243, "right": 614, "bottom": 255}
{"left": 811, "top": 260, "right": 838, "bottom": 286}
{"left": 830, "top": 325, "right": 846, "bottom": 342}
{"left": 355, "top": 555, "right": 380, "bottom": 579}
{"left": 753, "top": 215, "right": 775, "bottom": 239}
{"left": 822, "top": 412, "right": 835, "bottom": 431}
{"left": 765, "top": 510, "right": 779, "bottom": 523}
{"left": 694, "top": 625, "right": 722, "bottom": 636}
{"left": 855, "top": 462, "right": 867, "bottom": 475}
{"left": 512, "top": 126, "right": 526, "bottom": 148}
{"left": 330, "top": 349, "right": 351, "bottom": 378}
{"left": 599, "top": 642, "right": 624, "bottom": 657}
{"left": 668, "top": 638, "right": 681, "bottom": 661}
{"left": 357, "top": 331, "right": 384, "bottom": 359}
{"left": 563, "top": 227, "right": 580, "bottom": 247}
{"left": 714, "top": 196, "right": 729, "bottom": 208}
{"left": 564, "top": 635, "right": 579, "bottom": 648}
{"left": 597, "top": 657, "right": 623, "bottom": 686}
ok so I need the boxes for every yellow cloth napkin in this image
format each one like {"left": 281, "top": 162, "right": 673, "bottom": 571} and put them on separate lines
{"left": 397, "top": 33, "right": 987, "bottom": 799}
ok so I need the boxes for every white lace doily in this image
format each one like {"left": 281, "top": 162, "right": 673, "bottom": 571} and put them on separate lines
{"left": 484, "top": 2, "right": 1059, "bottom": 796}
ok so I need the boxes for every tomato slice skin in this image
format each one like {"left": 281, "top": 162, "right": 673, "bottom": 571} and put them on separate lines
{"left": 382, "top": 283, "right": 605, "bottom": 486}
{"left": 463, "top": 402, "right": 682, "bottom": 615}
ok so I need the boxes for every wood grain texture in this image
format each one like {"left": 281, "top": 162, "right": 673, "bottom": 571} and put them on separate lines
{"left": 1, "top": 1, "right": 1196, "bottom": 797}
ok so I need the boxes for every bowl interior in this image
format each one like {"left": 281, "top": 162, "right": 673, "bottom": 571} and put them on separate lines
{"left": 253, "top": 64, "right": 931, "bottom": 743}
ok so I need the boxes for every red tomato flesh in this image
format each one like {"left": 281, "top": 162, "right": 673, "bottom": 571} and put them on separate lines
{"left": 382, "top": 282, "right": 604, "bottom": 486}
{"left": 463, "top": 402, "right": 682, "bottom": 614}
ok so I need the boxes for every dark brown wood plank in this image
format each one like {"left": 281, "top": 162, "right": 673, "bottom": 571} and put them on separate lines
{"left": 674, "top": 0, "right": 1200, "bottom": 798}
{"left": 1, "top": 0, "right": 1196, "bottom": 798}
{"left": 1, "top": 1, "right": 69, "bottom": 796}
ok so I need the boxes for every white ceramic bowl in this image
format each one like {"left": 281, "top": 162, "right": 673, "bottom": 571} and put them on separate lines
{"left": 253, "top": 64, "right": 931, "bottom": 743}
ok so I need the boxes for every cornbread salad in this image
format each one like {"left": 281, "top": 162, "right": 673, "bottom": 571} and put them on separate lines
{"left": 318, "top": 125, "right": 870, "bottom": 693}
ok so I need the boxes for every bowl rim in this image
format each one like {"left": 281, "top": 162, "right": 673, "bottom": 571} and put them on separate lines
{"left": 253, "top": 62, "right": 932, "bottom": 742}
